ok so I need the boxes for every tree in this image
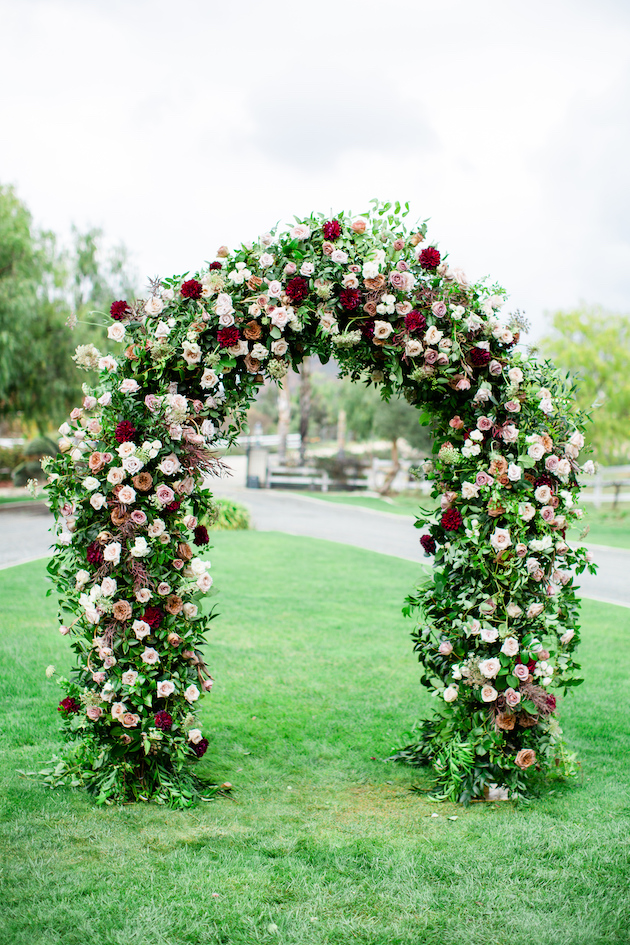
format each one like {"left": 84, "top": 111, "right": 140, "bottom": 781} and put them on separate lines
{"left": 539, "top": 305, "right": 630, "bottom": 464}
{"left": 0, "top": 185, "right": 137, "bottom": 432}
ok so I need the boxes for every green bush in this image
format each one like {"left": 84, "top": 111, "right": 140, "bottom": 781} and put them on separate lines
{"left": 204, "top": 497, "right": 252, "bottom": 531}
{"left": 11, "top": 435, "right": 58, "bottom": 486}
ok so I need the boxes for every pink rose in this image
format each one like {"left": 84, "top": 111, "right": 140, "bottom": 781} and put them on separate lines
{"left": 475, "top": 471, "right": 494, "bottom": 487}
{"left": 393, "top": 238, "right": 405, "bottom": 251}
{"left": 438, "top": 641, "right": 453, "bottom": 655}
{"left": 131, "top": 510, "right": 147, "bottom": 525}
{"left": 156, "top": 485, "right": 175, "bottom": 505}
{"left": 501, "top": 637, "right": 520, "bottom": 657}
{"left": 527, "top": 602, "right": 545, "bottom": 618}
{"left": 489, "top": 360, "right": 503, "bottom": 376}
{"left": 431, "top": 301, "right": 447, "bottom": 318}
{"left": 514, "top": 663, "right": 530, "bottom": 681}
{"left": 284, "top": 262, "right": 297, "bottom": 275}
{"left": 87, "top": 706, "right": 103, "bottom": 720}
{"left": 504, "top": 688, "right": 521, "bottom": 707}
{"left": 122, "top": 713, "right": 140, "bottom": 728}
{"left": 351, "top": 218, "right": 367, "bottom": 234}
{"left": 172, "top": 558, "right": 185, "bottom": 570}
{"left": 92, "top": 672, "right": 106, "bottom": 684}
{"left": 504, "top": 400, "right": 521, "bottom": 413}
{"left": 449, "top": 416, "right": 464, "bottom": 430}
{"left": 515, "top": 543, "right": 528, "bottom": 557}
{"left": 476, "top": 416, "right": 493, "bottom": 431}
{"left": 424, "top": 348, "right": 438, "bottom": 364}
{"left": 541, "top": 506, "right": 556, "bottom": 523}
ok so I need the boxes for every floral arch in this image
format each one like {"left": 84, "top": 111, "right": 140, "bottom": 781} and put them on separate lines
{"left": 45, "top": 202, "right": 594, "bottom": 806}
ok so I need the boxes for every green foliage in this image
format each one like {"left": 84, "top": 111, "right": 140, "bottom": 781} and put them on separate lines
{"left": 539, "top": 304, "right": 630, "bottom": 463}
{"left": 204, "top": 497, "right": 252, "bottom": 531}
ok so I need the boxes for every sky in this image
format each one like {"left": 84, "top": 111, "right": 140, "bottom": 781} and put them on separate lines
{"left": 1, "top": 0, "right": 629, "bottom": 340}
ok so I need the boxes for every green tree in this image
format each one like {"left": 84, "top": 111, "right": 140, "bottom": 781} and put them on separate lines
{"left": 0, "top": 185, "right": 136, "bottom": 433}
{"left": 539, "top": 305, "right": 630, "bottom": 464}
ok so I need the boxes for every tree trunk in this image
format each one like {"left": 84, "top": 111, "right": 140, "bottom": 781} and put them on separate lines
{"left": 299, "top": 357, "right": 311, "bottom": 465}
{"left": 377, "top": 436, "right": 400, "bottom": 496}
{"left": 277, "top": 375, "right": 291, "bottom": 465}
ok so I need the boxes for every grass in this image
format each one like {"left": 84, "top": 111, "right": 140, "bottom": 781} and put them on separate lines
{"left": 1, "top": 533, "right": 630, "bottom": 944}
{"left": 299, "top": 492, "right": 630, "bottom": 550}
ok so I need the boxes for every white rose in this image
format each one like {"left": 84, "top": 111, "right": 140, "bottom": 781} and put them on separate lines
{"left": 270, "top": 307, "right": 291, "bottom": 329}
{"left": 218, "top": 311, "right": 235, "bottom": 327}
{"left": 479, "top": 658, "right": 501, "bottom": 679}
{"left": 443, "top": 685, "right": 459, "bottom": 703}
{"left": 373, "top": 321, "right": 394, "bottom": 340}
{"left": 507, "top": 464, "right": 522, "bottom": 481}
{"left": 144, "top": 296, "right": 164, "bottom": 316}
{"left": 271, "top": 339, "right": 288, "bottom": 356}
{"left": 130, "top": 537, "right": 150, "bottom": 557}
{"left": 501, "top": 637, "right": 520, "bottom": 657}
{"left": 405, "top": 339, "right": 423, "bottom": 357}
{"left": 82, "top": 476, "right": 100, "bottom": 491}
{"left": 461, "top": 481, "right": 480, "bottom": 500}
{"left": 155, "top": 321, "right": 171, "bottom": 338}
{"left": 197, "top": 572, "right": 213, "bottom": 593}
{"left": 425, "top": 326, "right": 443, "bottom": 345}
{"left": 267, "top": 280, "right": 283, "bottom": 298}
{"left": 188, "top": 728, "right": 204, "bottom": 744}
{"left": 103, "top": 542, "right": 121, "bottom": 564}
{"left": 215, "top": 293, "right": 234, "bottom": 316}
{"left": 259, "top": 253, "right": 275, "bottom": 268}
{"left": 107, "top": 323, "right": 126, "bottom": 342}
{"left": 480, "top": 627, "right": 499, "bottom": 643}
{"left": 251, "top": 343, "right": 268, "bottom": 360}
{"left": 148, "top": 519, "right": 165, "bottom": 538}
{"left": 184, "top": 684, "right": 200, "bottom": 703}
{"left": 481, "top": 685, "right": 498, "bottom": 702}
{"left": 101, "top": 577, "right": 117, "bottom": 597}
{"left": 331, "top": 249, "right": 348, "bottom": 264}
{"left": 319, "top": 312, "right": 338, "bottom": 333}
{"left": 119, "top": 379, "right": 140, "bottom": 394}
{"left": 519, "top": 503, "right": 536, "bottom": 521}
{"left": 201, "top": 368, "right": 219, "bottom": 389}
{"left": 289, "top": 224, "right": 310, "bottom": 240}
{"left": 97, "top": 356, "right": 117, "bottom": 372}
{"left": 157, "top": 680, "right": 176, "bottom": 698}
{"left": 508, "top": 367, "right": 523, "bottom": 385}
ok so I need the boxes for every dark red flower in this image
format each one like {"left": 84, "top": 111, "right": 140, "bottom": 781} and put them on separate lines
{"left": 217, "top": 326, "right": 240, "bottom": 348}
{"left": 420, "top": 534, "right": 436, "bottom": 555}
{"left": 191, "top": 737, "right": 209, "bottom": 758}
{"left": 418, "top": 247, "right": 441, "bottom": 270}
{"left": 546, "top": 694, "right": 557, "bottom": 712}
{"left": 165, "top": 500, "right": 181, "bottom": 513}
{"left": 194, "top": 525, "right": 210, "bottom": 546}
{"left": 285, "top": 277, "right": 310, "bottom": 304}
{"left": 87, "top": 541, "right": 103, "bottom": 565}
{"left": 405, "top": 310, "right": 427, "bottom": 334}
{"left": 534, "top": 474, "right": 555, "bottom": 491}
{"left": 115, "top": 421, "right": 137, "bottom": 443}
{"left": 361, "top": 319, "right": 375, "bottom": 339}
{"left": 110, "top": 300, "right": 130, "bottom": 320}
{"left": 58, "top": 697, "right": 80, "bottom": 714}
{"left": 208, "top": 261, "right": 222, "bottom": 270}
{"left": 441, "top": 508, "right": 463, "bottom": 531}
{"left": 469, "top": 347, "right": 491, "bottom": 366}
{"left": 340, "top": 288, "right": 361, "bottom": 310}
{"left": 322, "top": 219, "right": 342, "bottom": 240}
{"left": 154, "top": 710, "right": 173, "bottom": 731}
{"left": 181, "top": 279, "right": 203, "bottom": 300}
{"left": 142, "top": 606, "right": 164, "bottom": 630}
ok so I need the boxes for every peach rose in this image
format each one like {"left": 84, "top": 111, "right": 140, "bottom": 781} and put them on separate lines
{"left": 514, "top": 749, "right": 536, "bottom": 769}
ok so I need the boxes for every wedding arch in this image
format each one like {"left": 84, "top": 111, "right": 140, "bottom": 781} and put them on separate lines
{"left": 45, "top": 202, "right": 594, "bottom": 805}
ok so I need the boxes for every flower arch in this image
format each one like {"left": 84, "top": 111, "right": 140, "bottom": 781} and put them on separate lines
{"left": 45, "top": 202, "right": 594, "bottom": 805}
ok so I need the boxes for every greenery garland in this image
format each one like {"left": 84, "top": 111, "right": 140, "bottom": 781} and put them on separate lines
{"left": 44, "top": 201, "right": 595, "bottom": 805}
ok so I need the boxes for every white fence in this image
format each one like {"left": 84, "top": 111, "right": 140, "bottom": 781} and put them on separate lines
{"left": 579, "top": 465, "right": 630, "bottom": 508}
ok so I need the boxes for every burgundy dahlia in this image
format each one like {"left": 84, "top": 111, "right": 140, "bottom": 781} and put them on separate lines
{"left": 420, "top": 534, "right": 436, "bottom": 555}
{"left": 180, "top": 279, "right": 203, "bottom": 300}
{"left": 58, "top": 697, "right": 80, "bottom": 714}
{"left": 339, "top": 288, "right": 361, "bottom": 310}
{"left": 86, "top": 541, "right": 103, "bottom": 565}
{"left": 361, "top": 319, "right": 375, "bottom": 339}
{"left": 405, "top": 310, "right": 427, "bottom": 334}
{"left": 142, "top": 606, "right": 164, "bottom": 630}
{"left": 546, "top": 694, "right": 557, "bottom": 712}
{"left": 285, "top": 276, "right": 310, "bottom": 304}
{"left": 193, "top": 525, "right": 210, "bottom": 546}
{"left": 191, "top": 737, "right": 209, "bottom": 758}
{"left": 418, "top": 247, "right": 441, "bottom": 270}
{"left": 154, "top": 710, "right": 173, "bottom": 731}
{"left": 115, "top": 421, "right": 137, "bottom": 443}
{"left": 322, "top": 219, "right": 342, "bottom": 240}
{"left": 469, "top": 347, "right": 491, "bottom": 366}
{"left": 110, "top": 300, "right": 130, "bottom": 320}
{"left": 217, "top": 326, "right": 240, "bottom": 348}
{"left": 534, "top": 474, "right": 555, "bottom": 491}
{"left": 208, "top": 261, "right": 222, "bottom": 270}
{"left": 165, "top": 500, "right": 181, "bottom": 513}
{"left": 441, "top": 508, "right": 463, "bottom": 531}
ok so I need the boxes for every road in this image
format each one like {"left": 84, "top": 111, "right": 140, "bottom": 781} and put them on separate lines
{"left": 1, "top": 487, "right": 628, "bottom": 608}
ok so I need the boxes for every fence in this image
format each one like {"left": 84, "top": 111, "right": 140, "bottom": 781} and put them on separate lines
{"left": 579, "top": 465, "right": 630, "bottom": 508}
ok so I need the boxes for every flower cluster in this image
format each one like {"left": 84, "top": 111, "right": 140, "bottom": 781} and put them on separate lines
{"left": 46, "top": 201, "right": 594, "bottom": 804}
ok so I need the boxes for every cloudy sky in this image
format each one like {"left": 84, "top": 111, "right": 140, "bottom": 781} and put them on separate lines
{"left": 2, "top": 0, "right": 629, "bottom": 338}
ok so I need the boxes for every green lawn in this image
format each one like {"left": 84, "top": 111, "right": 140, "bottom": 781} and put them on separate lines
{"left": 1, "top": 534, "right": 629, "bottom": 945}
{"left": 300, "top": 492, "right": 630, "bottom": 550}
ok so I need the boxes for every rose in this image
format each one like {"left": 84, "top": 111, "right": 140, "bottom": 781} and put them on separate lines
{"left": 289, "top": 224, "right": 310, "bottom": 240}
{"left": 480, "top": 627, "right": 499, "bottom": 643}
{"left": 90, "top": 493, "right": 107, "bottom": 510}
{"left": 122, "top": 670, "right": 138, "bottom": 685}
{"left": 156, "top": 485, "right": 175, "bottom": 505}
{"left": 490, "top": 528, "right": 512, "bottom": 553}
{"left": 481, "top": 685, "right": 498, "bottom": 702}
{"left": 271, "top": 339, "right": 288, "bottom": 356}
{"left": 183, "top": 603, "right": 198, "bottom": 619}
{"left": 131, "top": 537, "right": 150, "bottom": 557}
{"left": 489, "top": 360, "right": 503, "bottom": 376}
{"left": 519, "top": 503, "right": 536, "bottom": 521}
{"left": 476, "top": 417, "right": 493, "bottom": 431}
{"left": 103, "top": 542, "right": 121, "bottom": 564}
{"left": 514, "top": 663, "right": 530, "bottom": 681}
{"left": 122, "top": 713, "right": 140, "bottom": 728}
{"left": 515, "top": 749, "right": 536, "bottom": 769}
{"left": 351, "top": 218, "right": 367, "bottom": 234}
{"left": 111, "top": 702, "right": 126, "bottom": 721}
{"left": 107, "top": 467, "right": 125, "bottom": 486}
{"left": 560, "top": 628, "right": 575, "bottom": 645}
{"left": 144, "top": 296, "right": 164, "bottom": 316}
{"left": 331, "top": 249, "right": 348, "bottom": 264}
{"left": 443, "top": 685, "right": 459, "bottom": 703}
{"left": 270, "top": 307, "right": 291, "bottom": 328}
{"left": 112, "top": 600, "right": 132, "bottom": 622}
{"left": 501, "top": 637, "right": 520, "bottom": 658}
{"left": 86, "top": 706, "right": 103, "bottom": 720}
{"left": 132, "top": 620, "right": 151, "bottom": 640}
{"left": 507, "top": 464, "right": 522, "bottom": 481}
{"left": 541, "top": 506, "right": 556, "bottom": 523}
{"left": 475, "top": 471, "right": 494, "bottom": 487}
{"left": 141, "top": 647, "right": 160, "bottom": 665}
{"left": 461, "top": 481, "right": 480, "bottom": 499}
{"left": 479, "top": 658, "right": 500, "bottom": 678}
{"left": 157, "top": 680, "right": 176, "bottom": 698}
{"left": 528, "top": 442, "right": 545, "bottom": 461}
{"left": 119, "top": 378, "right": 140, "bottom": 394}
{"left": 438, "top": 641, "right": 453, "bottom": 656}
{"left": 197, "top": 573, "right": 213, "bottom": 593}
{"left": 117, "top": 485, "right": 136, "bottom": 505}
{"left": 431, "top": 301, "right": 447, "bottom": 318}
{"left": 425, "top": 326, "right": 443, "bottom": 345}
{"left": 405, "top": 339, "right": 423, "bottom": 357}
{"left": 184, "top": 684, "right": 200, "bottom": 703}
{"left": 534, "top": 485, "right": 552, "bottom": 504}
{"left": 504, "top": 400, "right": 520, "bottom": 413}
